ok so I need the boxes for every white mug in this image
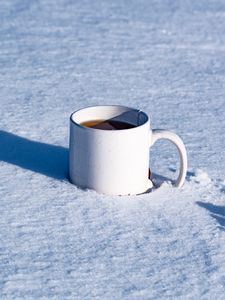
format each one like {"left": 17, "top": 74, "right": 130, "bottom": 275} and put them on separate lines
{"left": 69, "top": 105, "right": 187, "bottom": 195}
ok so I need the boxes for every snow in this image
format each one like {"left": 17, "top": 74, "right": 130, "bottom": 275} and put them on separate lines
{"left": 0, "top": 0, "right": 225, "bottom": 299}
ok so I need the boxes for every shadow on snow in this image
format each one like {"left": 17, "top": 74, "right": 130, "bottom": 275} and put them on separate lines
{"left": 0, "top": 130, "right": 69, "bottom": 180}
{"left": 196, "top": 201, "right": 225, "bottom": 231}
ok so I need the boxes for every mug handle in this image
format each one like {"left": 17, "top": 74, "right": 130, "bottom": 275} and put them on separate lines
{"left": 151, "top": 129, "right": 188, "bottom": 188}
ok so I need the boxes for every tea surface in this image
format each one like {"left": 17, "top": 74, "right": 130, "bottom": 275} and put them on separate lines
{"left": 80, "top": 119, "right": 136, "bottom": 130}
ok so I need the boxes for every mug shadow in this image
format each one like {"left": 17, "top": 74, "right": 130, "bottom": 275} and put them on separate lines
{"left": 0, "top": 130, "right": 173, "bottom": 190}
{"left": 196, "top": 201, "right": 225, "bottom": 231}
{"left": 151, "top": 172, "right": 174, "bottom": 188}
{"left": 0, "top": 130, "right": 69, "bottom": 180}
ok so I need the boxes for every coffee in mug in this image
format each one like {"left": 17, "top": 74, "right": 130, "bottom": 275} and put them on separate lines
{"left": 80, "top": 119, "right": 136, "bottom": 130}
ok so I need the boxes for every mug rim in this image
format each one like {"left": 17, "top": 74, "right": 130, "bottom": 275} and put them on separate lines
{"left": 70, "top": 104, "right": 150, "bottom": 132}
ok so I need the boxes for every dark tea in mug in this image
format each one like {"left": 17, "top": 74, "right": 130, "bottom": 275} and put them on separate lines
{"left": 80, "top": 119, "right": 136, "bottom": 130}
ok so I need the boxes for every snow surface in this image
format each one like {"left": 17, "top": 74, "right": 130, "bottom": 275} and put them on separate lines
{"left": 1, "top": 0, "right": 225, "bottom": 299}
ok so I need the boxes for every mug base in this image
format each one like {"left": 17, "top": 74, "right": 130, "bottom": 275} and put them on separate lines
{"left": 69, "top": 173, "right": 154, "bottom": 196}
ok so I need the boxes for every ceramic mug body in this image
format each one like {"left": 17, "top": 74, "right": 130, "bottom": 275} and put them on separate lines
{"left": 69, "top": 105, "right": 187, "bottom": 195}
